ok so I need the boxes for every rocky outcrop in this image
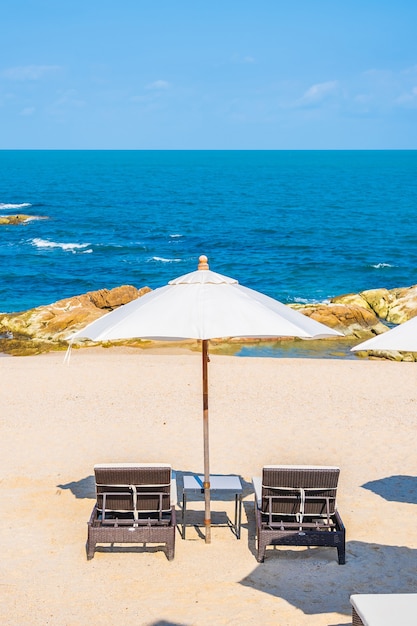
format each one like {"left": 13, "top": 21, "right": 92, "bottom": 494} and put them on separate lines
{"left": 289, "top": 302, "right": 388, "bottom": 337}
{"left": 328, "top": 285, "right": 417, "bottom": 360}
{"left": 0, "top": 214, "right": 48, "bottom": 225}
{"left": 331, "top": 285, "right": 417, "bottom": 324}
{"left": 0, "top": 285, "right": 150, "bottom": 355}
{"left": 2, "top": 282, "right": 417, "bottom": 358}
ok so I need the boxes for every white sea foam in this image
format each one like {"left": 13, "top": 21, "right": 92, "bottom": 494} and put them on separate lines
{"left": 22, "top": 216, "right": 46, "bottom": 223}
{"left": 0, "top": 202, "right": 32, "bottom": 210}
{"left": 371, "top": 263, "right": 394, "bottom": 269}
{"left": 292, "top": 296, "right": 328, "bottom": 305}
{"left": 169, "top": 234, "right": 183, "bottom": 238}
{"left": 30, "top": 238, "right": 92, "bottom": 253}
{"left": 149, "top": 256, "right": 182, "bottom": 263}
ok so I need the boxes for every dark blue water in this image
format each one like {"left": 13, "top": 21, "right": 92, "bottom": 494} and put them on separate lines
{"left": 1, "top": 150, "right": 417, "bottom": 314}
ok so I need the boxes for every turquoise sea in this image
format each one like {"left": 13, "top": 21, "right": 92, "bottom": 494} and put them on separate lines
{"left": 1, "top": 150, "right": 417, "bottom": 319}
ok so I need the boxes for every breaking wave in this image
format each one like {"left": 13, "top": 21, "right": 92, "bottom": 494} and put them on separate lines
{"left": 148, "top": 256, "right": 182, "bottom": 263}
{"left": 0, "top": 202, "right": 32, "bottom": 210}
{"left": 370, "top": 263, "right": 395, "bottom": 269}
{"left": 293, "top": 296, "right": 329, "bottom": 304}
{"left": 30, "top": 238, "right": 92, "bottom": 253}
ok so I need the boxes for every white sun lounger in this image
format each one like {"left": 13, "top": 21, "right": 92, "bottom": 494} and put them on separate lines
{"left": 350, "top": 593, "right": 417, "bottom": 625}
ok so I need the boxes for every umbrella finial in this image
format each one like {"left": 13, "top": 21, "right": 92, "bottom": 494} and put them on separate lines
{"left": 198, "top": 255, "right": 209, "bottom": 270}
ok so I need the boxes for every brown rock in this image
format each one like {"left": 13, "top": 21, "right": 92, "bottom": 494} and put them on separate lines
{"left": 88, "top": 285, "right": 143, "bottom": 309}
{"left": 3, "top": 281, "right": 417, "bottom": 357}
{"left": 331, "top": 288, "right": 394, "bottom": 318}
{"left": 0, "top": 214, "right": 48, "bottom": 225}
{"left": 356, "top": 349, "right": 417, "bottom": 362}
{"left": 330, "top": 292, "right": 372, "bottom": 311}
{"left": 332, "top": 285, "right": 417, "bottom": 324}
{"left": 385, "top": 285, "right": 417, "bottom": 323}
{"left": 290, "top": 303, "right": 388, "bottom": 337}
{"left": 0, "top": 285, "right": 151, "bottom": 350}
{"left": 360, "top": 288, "right": 392, "bottom": 319}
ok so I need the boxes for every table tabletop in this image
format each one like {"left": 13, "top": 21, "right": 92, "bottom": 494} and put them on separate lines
{"left": 182, "top": 474, "right": 242, "bottom": 493}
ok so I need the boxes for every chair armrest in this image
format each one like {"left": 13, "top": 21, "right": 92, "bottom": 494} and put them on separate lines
{"left": 252, "top": 477, "right": 262, "bottom": 509}
{"left": 170, "top": 505, "right": 177, "bottom": 526}
{"left": 170, "top": 471, "right": 178, "bottom": 506}
{"left": 334, "top": 509, "right": 345, "bottom": 530}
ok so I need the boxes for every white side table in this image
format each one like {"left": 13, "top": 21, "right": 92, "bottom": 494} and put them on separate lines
{"left": 181, "top": 474, "right": 243, "bottom": 539}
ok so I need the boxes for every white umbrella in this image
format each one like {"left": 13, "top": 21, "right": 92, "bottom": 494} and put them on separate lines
{"left": 67, "top": 255, "right": 342, "bottom": 542}
{"left": 351, "top": 315, "right": 417, "bottom": 353}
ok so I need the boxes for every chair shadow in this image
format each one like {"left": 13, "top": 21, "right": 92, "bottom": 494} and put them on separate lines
{"left": 361, "top": 475, "right": 417, "bottom": 504}
{"left": 57, "top": 475, "right": 96, "bottom": 499}
{"left": 240, "top": 540, "right": 417, "bottom": 617}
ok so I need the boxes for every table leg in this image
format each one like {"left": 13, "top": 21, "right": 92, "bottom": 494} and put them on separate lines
{"left": 238, "top": 494, "right": 242, "bottom": 539}
{"left": 182, "top": 491, "right": 187, "bottom": 539}
{"left": 234, "top": 493, "right": 242, "bottom": 539}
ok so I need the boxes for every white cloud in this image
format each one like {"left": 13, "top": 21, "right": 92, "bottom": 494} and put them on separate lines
{"left": 130, "top": 95, "right": 147, "bottom": 103}
{"left": 297, "top": 81, "right": 339, "bottom": 106}
{"left": 358, "top": 67, "right": 417, "bottom": 109}
{"left": 0, "top": 92, "right": 15, "bottom": 106}
{"left": 362, "top": 68, "right": 392, "bottom": 80}
{"left": 396, "top": 86, "right": 417, "bottom": 106}
{"left": 354, "top": 94, "right": 372, "bottom": 104}
{"left": 400, "top": 65, "right": 417, "bottom": 76}
{"left": 230, "top": 54, "right": 256, "bottom": 65}
{"left": 3, "top": 65, "right": 61, "bottom": 81}
{"left": 131, "top": 81, "right": 172, "bottom": 110}
{"left": 48, "top": 90, "right": 85, "bottom": 115}
{"left": 20, "top": 107, "right": 35, "bottom": 116}
{"left": 145, "top": 80, "right": 170, "bottom": 91}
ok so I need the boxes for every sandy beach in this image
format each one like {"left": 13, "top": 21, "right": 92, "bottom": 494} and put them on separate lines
{"left": 1, "top": 348, "right": 416, "bottom": 625}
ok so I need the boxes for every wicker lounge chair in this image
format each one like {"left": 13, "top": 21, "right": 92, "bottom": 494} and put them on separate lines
{"left": 252, "top": 465, "right": 345, "bottom": 564}
{"left": 350, "top": 593, "right": 417, "bottom": 625}
{"left": 87, "top": 463, "right": 176, "bottom": 560}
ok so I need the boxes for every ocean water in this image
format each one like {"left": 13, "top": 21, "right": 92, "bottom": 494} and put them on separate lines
{"left": 1, "top": 150, "right": 417, "bottom": 317}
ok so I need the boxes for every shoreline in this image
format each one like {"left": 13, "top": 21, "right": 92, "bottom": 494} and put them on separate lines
{"left": 3, "top": 279, "right": 417, "bottom": 359}
{"left": 0, "top": 336, "right": 362, "bottom": 360}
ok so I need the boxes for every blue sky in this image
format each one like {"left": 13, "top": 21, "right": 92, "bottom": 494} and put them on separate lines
{"left": 2, "top": 1, "right": 417, "bottom": 149}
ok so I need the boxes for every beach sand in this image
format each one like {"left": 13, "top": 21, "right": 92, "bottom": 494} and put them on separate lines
{"left": 1, "top": 348, "right": 416, "bottom": 625}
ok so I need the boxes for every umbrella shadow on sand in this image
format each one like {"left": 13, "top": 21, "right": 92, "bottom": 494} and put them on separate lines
{"left": 57, "top": 476, "right": 96, "bottom": 499}
{"left": 361, "top": 475, "right": 417, "bottom": 504}
{"left": 239, "top": 540, "right": 417, "bottom": 624}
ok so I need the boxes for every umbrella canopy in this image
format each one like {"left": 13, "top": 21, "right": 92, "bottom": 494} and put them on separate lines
{"left": 68, "top": 257, "right": 342, "bottom": 343}
{"left": 67, "top": 255, "right": 342, "bottom": 542}
{"left": 351, "top": 315, "right": 417, "bottom": 353}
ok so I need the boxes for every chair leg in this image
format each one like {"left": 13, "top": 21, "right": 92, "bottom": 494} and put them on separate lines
{"left": 256, "top": 535, "right": 266, "bottom": 563}
{"left": 337, "top": 544, "right": 346, "bottom": 565}
{"left": 86, "top": 539, "right": 96, "bottom": 560}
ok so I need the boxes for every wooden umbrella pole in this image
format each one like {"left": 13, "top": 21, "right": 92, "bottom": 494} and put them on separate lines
{"left": 202, "top": 338, "right": 211, "bottom": 544}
